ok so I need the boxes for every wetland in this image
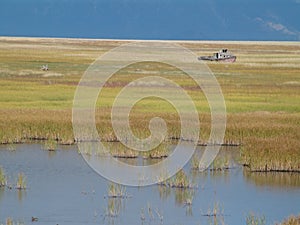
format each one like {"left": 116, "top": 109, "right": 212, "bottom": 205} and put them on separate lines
{"left": 0, "top": 37, "right": 299, "bottom": 224}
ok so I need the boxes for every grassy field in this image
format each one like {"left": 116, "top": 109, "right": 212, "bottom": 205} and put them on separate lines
{"left": 0, "top": 37, "right": 299, "bottom": 171}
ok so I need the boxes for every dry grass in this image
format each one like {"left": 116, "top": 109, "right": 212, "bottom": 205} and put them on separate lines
{"left": 0, "top": 37, "right": 299, "bottom": 171}
{"left": 276, "top": 215, "right": 300, "bottom": 225}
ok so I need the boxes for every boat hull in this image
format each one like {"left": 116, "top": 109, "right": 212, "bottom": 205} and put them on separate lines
{"left": 198, "top": 55, "right": 236, "bottom": 62}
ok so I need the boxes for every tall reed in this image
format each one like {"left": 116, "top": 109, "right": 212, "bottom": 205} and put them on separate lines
{"left": 0, "top": 167, "right": 6, "bottom": 187}
{"left": 16, "top": 173, "right": 26, "bottom": 190}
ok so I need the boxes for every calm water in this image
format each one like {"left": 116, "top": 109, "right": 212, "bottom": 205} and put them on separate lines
{"left": 0, "top": 144, "right": 299, "bottom": 225}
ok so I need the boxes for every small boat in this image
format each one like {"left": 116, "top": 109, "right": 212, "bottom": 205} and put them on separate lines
{"left": 198, "top": 49, "right": 236, "bottom": 62}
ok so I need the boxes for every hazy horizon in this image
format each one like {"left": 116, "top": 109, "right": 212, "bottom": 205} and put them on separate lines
{"left": 1, "top": 0, "right": 300, "bottom": 41}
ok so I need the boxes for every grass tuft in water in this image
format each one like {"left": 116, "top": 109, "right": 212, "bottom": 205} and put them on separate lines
{"left": 211, "top": 156, "right": 230, "bottom": 171}
{"left": 43, "top": 139, "right": 57, "bottom": 151}
{"left": 0, "top": 167, "right": 7, "bottom": 187}
{"left": 157, "top": 169, "right": 195, "bottom": 189}
{"left": 3, "top": 218, "right": 24, "bottom": 225}
{"left": 191, "top": 154, "right": 201, "bottom": 170}
{"left": 15, "top": 172, "right": 26, "bottom": 190}
{"left": 7, "top": 144, "right": 16, "bottom": 151}
{"left": 201, "top": 201, "right": 225, "bottom": 225}
{"left": 246, "top": 212, "right": 266, "bottom": 225}
{"left": 106, "top": 183, "right": 130, "bottom": 199}
{"left": 103, "top": 199, "right": 120, "bottom": 219}
{"left": 276, "top": 214, "right": 300, "bottom": 225}
{"left": 169, "top": 169, "right": 194, "bottom": 189}
{"left": 5, "top": 218, "right": 13, "bottom": 225}
{"left": 140, "top": 203, "right": 163, "bottom": 223}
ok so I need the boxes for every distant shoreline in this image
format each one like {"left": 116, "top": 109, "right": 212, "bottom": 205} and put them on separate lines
{"left": 0, "top": 36, "right": 298, "bottom": 45}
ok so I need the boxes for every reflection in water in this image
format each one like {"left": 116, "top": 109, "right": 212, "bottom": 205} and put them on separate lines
{"left": 83, "top": 141, "right": 177, "bottom": 166}
{"left": 103, "top": 198, "right": 124, "bottom": 225}
{"left": 190, "top": 169, "right": 208, "bottom": 190}
{"left": 244, "top": 170, "right": 300, "bottom": 189}
{"left": 174, "top": 188, "right": 195, "bottom": 206}
{"left": 103, "top": 183, "right": 129, "bottom": 225}
{"left": 207, "top": 215, "right": 225, "bottom": 225}
{"left": 185, "top": 204, "right": 193, "bottom": 217}
{"left": 157, "top": 184, "right": 195, "bottom": 216}
{"left": 1, "top": 144, "right": 299, "bottom": 225}
{"left": 210, "top": 169, "right": 231, "bottom": 183}
{"left": 139, "top": 203, "right": 163, "bottom": 225}
{"left": 191, "top": 146, "right": 240, "bottom": 171}
{"left": 201, "top": 202, "right": 226, "bottom": 225}
{"left": 0, "top": 187, "right": 4, "bottom": 202}
{"left": 157, "top": 185, "right": 171, "bottom": 200}
{"left": 17, "top": 189, "right": 26, "bottom": 202}
{"left": 47, "top": 149, "right": 56, "bottom": 158}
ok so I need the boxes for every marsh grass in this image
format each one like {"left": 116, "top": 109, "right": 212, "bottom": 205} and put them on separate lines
{"left": 145, "top": 143, "right": 170, "bottom": 159}
{"left": 3, "top": 218, "right": 24, "bottom": 225}
{"left": 0, "top": 38, "right": 300, "bottom": 171}
{"left": 104, "top": 199, "right": 121, "bottom": 218}
{"left": 246, "top": 212, "right": 266, "bottom": 225}
{"left": 106, "top": 183, "right": 130, "bottom": 199}
{"left": 202, "top": 202, "right": 224, "bottom": 217}
{"left": 140, "top": 203, "right": 163, "bottom": 222}
{"left": 103, "top": 183, "right": 129, "bottom": 220}
{"left": 157, "top": 170, "right": 170, "bottom": 187}
{"left": 191, "top": 148, "right": 238, "bottom": 171}
{"left": 110, "top": 144, "right": 139, "bottom": 159}
{"left": 211, "top": 156, "right": 230, "bottom": 171}
{"left": 276, "top": 214, "right": 300, "bottom": 225}
{"left": 157, "top": 169, "right": 196, "bottom": 189}
{"left": 15, "top": 173, "right": 26, "bottom": 190}
{"left": 43, "top": 139, "right": 57, "bottom": 151}
{"left": 169, "top": 169, "right": 194, "bottom": 189}
{"left": 0, "top": 167, "right": 6, "bottom": 187}
{"left": 241, "top": 134, "right": 300, "bottom": 172}
{"left": 5, "top": 218, "right": 13, "bottom": 225}
{"left": 176, "top": 189, "right": 195, "bottom": 206}
{"left": 1, "top": 218, "right": 25, "bottom": 225}
{"left": 7, "top": 144, "right": 16, "bottom": 151}
{"left": 191, "top": 154, "right": 201, "bottom": 170}
{"left": 201, "top": 202, "right": 225, "bottom": 225}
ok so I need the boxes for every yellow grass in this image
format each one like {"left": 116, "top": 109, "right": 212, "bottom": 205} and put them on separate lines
{"left": 0, "top": 37, "right": 299, "bottom": 171}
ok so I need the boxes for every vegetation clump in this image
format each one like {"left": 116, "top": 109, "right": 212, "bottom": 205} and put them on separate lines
{"left": 110, "top": 147, "right": 138, "bottom": 159}
{"left": 276, "top": 214, "right": 300, "bottom": 225}
{"left": 246, "top": 212, "right": 266, "bottom": 225}
{"left": 43, "top": 139, "right": 57, "bottom": 151}
{"left": 15, "top": 173, "right": 26, "bottom": 190}
{"left": 106, "top": 183, "right": 130, "bottom": 199}
{"left": 103, "top": 199, "right": 120, "bottom": 219}
{"left": 171, "top": 169, "right": 191, "bottom": 188}
{"left": 0, "top": 167, "right": 7, "bottom": 187}
{"left": 159, "top": 169, "right": 195, "bottom": 189}
{"left": 1, "top": 217, "right": 24, "bottom": 225}
{"left": 210, "top": 156, "right": 230, "bottom": 171}
{"left": 201, "top": 202, "right": 225, "bottom": 225}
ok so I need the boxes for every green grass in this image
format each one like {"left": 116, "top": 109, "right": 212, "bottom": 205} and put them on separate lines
{"left": 0, "top": 37, "right": 300, "bottom": 171}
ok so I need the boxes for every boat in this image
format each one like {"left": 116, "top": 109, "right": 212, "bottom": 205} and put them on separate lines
{"left": 198, "top": 49, "right": 236, "bottom": 62}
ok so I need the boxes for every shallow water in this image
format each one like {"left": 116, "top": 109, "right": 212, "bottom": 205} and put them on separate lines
{"left": 0, "top": 144, "right": 299, "bottom": 225}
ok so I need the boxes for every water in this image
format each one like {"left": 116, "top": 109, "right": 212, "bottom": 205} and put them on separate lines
{"left": 0, "top": 144, "right": 299, "bottom": 225}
